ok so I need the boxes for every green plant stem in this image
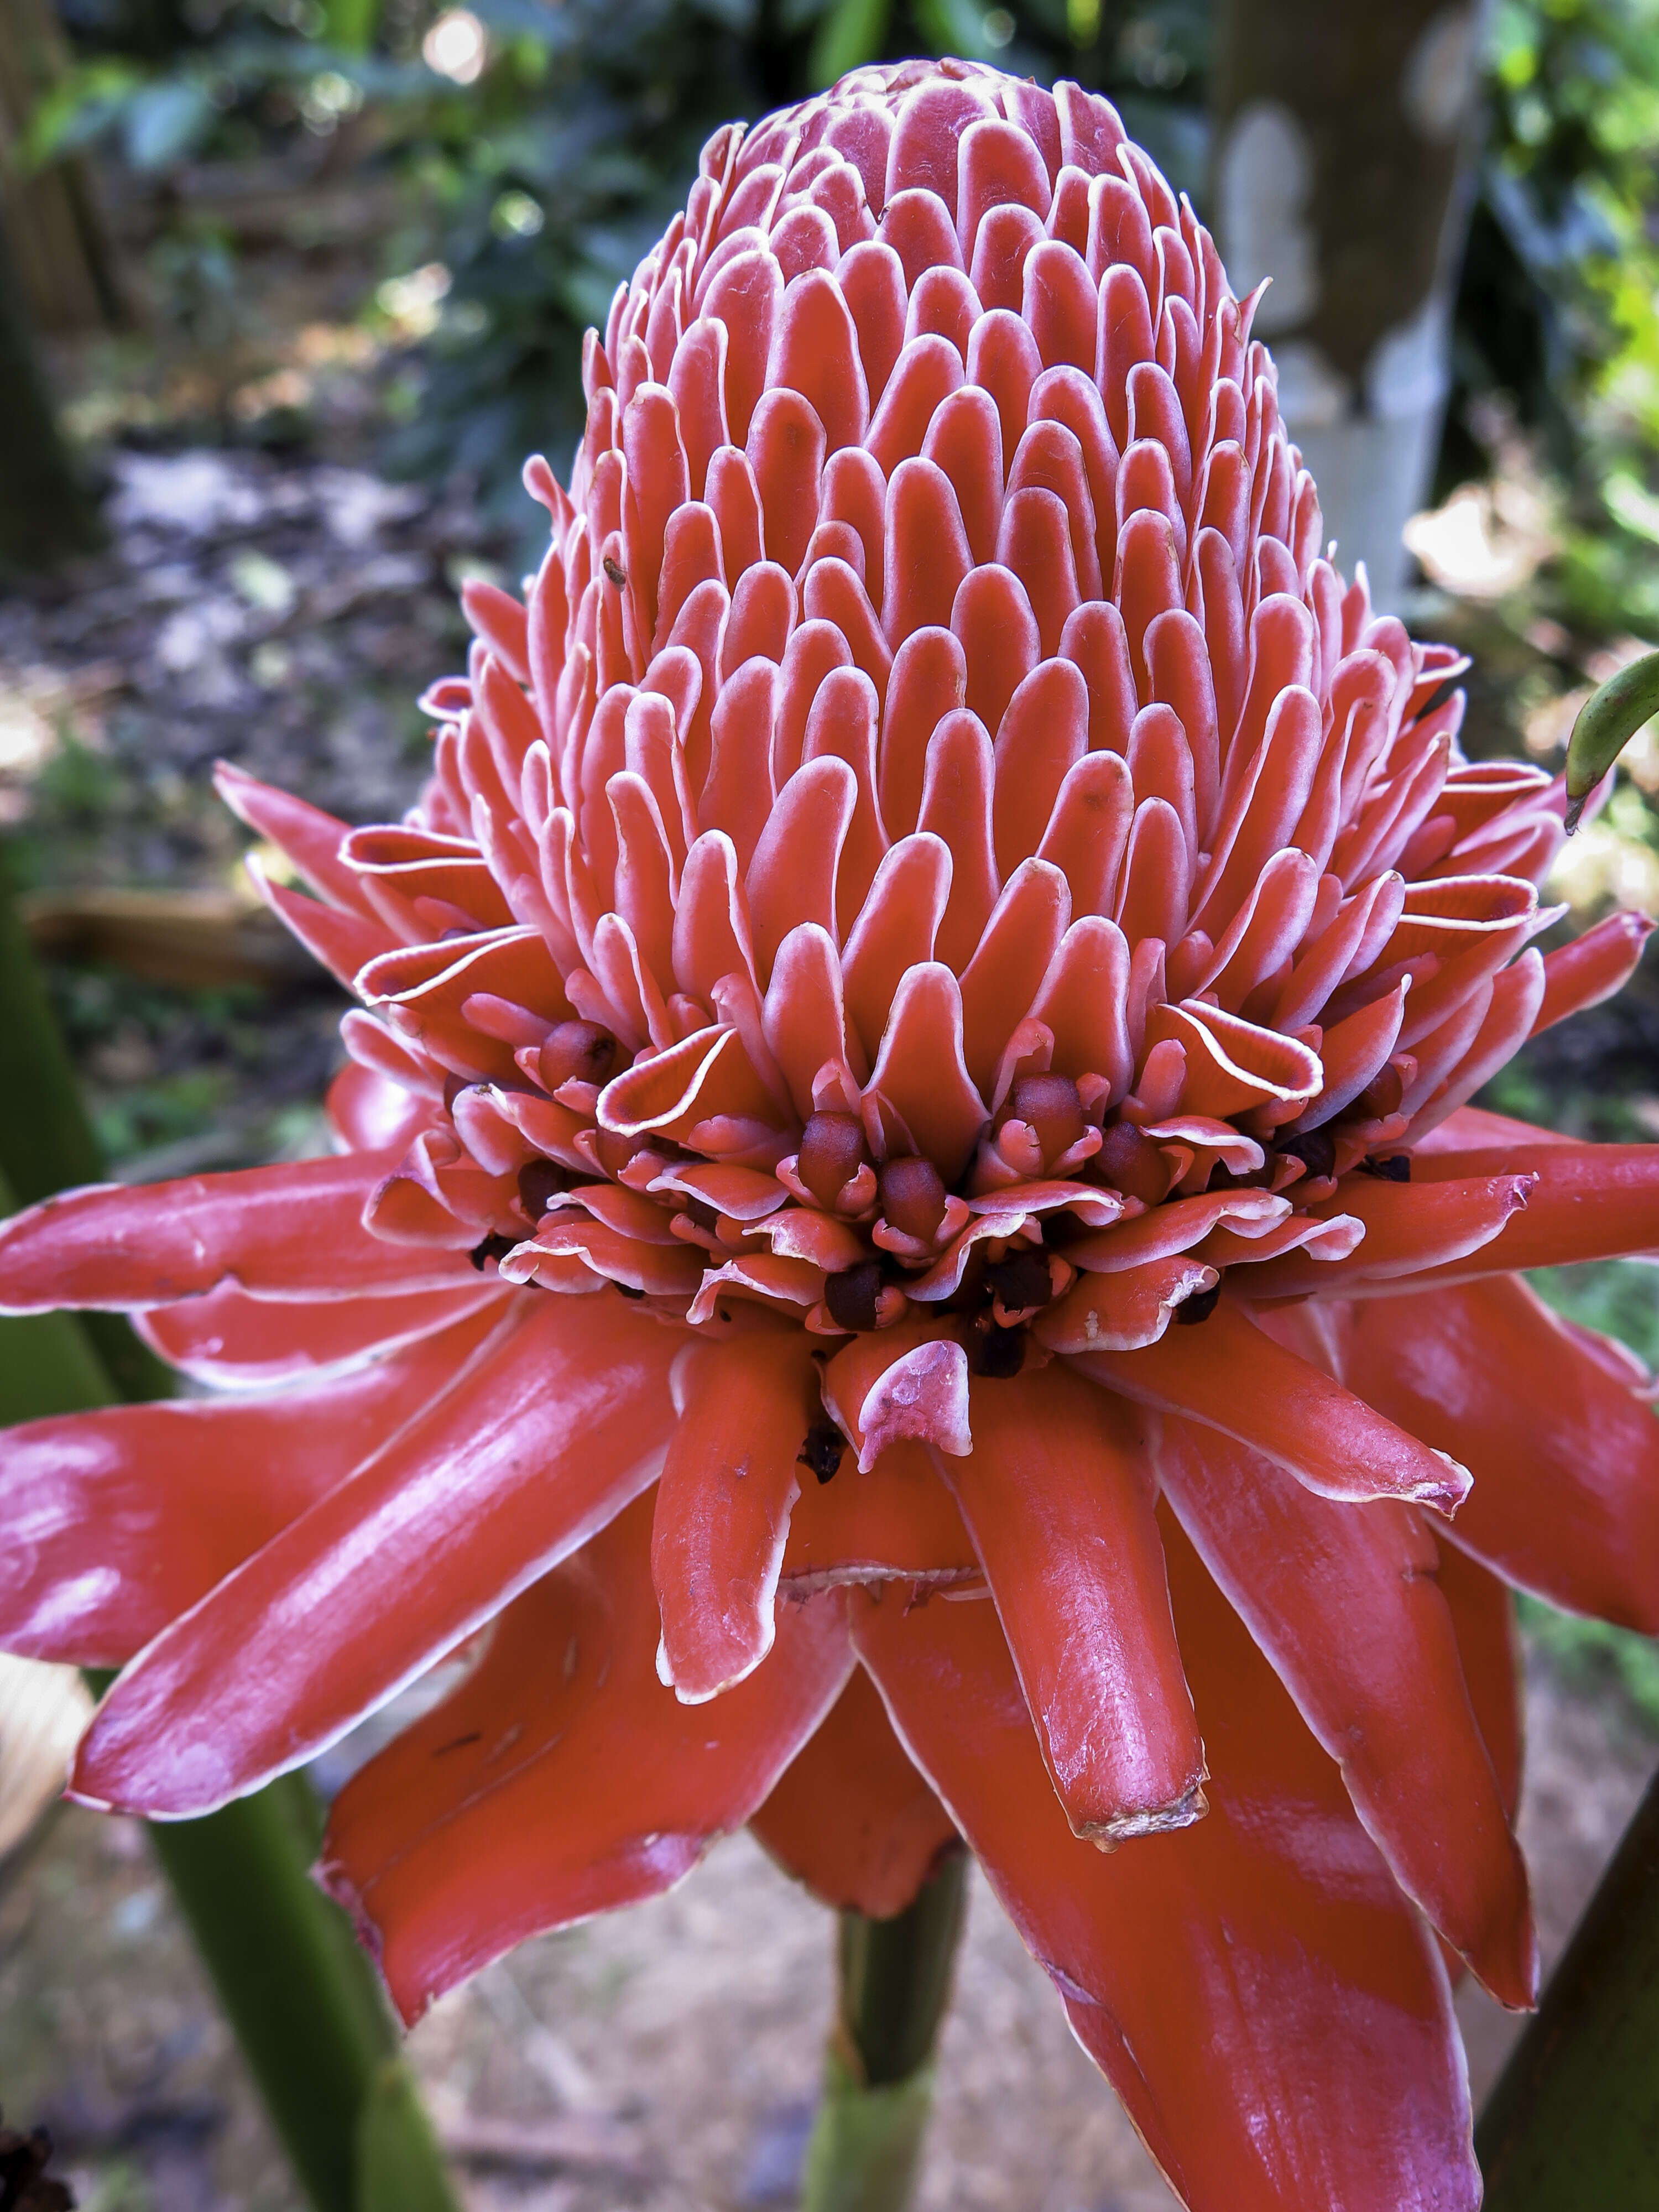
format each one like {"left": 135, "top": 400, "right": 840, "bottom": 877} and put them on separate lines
{"left": 1564, "top": 648, "right": 1659, "bottom": 829}
{"left": 800, "top": 1846, "right": 968, "bottom": 2212}
{"left": 0, "top": 1175, "right": 116, "bottom": 1422}
{"left": 0, "top": 869, "right": 459, "bottom": 2212}
{"left": 0, "top": 843, "right": 173, "bottom": 1400}
{"left": 1477, "top": 1764, "right": 1659, "bottom": 2205}
{"left": 148, "top": 1781, "right": 405, "bottom": 2212}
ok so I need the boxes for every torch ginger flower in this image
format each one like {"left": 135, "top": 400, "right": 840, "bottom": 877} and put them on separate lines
{"left": 4, "top": 56, "right": 1659, "bottom": 2212}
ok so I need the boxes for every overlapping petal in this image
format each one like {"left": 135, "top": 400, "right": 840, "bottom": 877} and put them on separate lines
{"left": 320, "top": 1494, "right": 853, "bottom": 2022}
{"left": 938, "top": 1363, "right": 1205, "bottom": 1841}
{"left": 651, "top": 1326, "right": 815, "bottom": 1699}
{"left": 1156, "top": 1414, "right": 1534, "bottom": 2005}
{"left": 70, "top": 1295, "right": 675, "bottom": 1817}
{"left": 853, "top": 1522, "right": 1479, "bottom": 2212}
{"left": 1339, "top": 1273, "right": 1659, "bottom": 1629}
{"left": 0, "top": 1153, "right": 476, "bottom": 1312}
{"left": 1072, "top": 1297, "right": 1471, "bottom": 1511}
{"left": 0, "top": 1306, "right": 500, "bottom": 1667}
{"left": 750, "top": 1663, "right": 959, "bottom": 1916}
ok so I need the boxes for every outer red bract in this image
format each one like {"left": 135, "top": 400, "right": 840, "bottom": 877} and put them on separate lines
{"left": 4, "top": 58, "right": 1659, "bottom": 2212}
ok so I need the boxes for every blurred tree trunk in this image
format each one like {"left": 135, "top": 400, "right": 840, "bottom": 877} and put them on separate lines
{"left": 0, "top": 0, "right": 127, "bottom": 333}
{"left": 1208, "top": 0, "right": 1490, "bottom": 605}
{"left": 0, "top": 218, "right": 104, "bottom": 570}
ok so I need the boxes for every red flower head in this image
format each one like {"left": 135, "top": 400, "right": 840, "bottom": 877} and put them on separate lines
{"left": 4, "top": 57, "right": 1659, "bottom": 2212}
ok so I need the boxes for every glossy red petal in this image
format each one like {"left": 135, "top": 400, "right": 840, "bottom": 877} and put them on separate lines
{"left": 0, "top": 1308, "right": 497, "bottom": 1668}
{"left": 651, "top": 1328, "right": 815, "bottom": 1700}
{"left": 852, "top": 1519, "right": 1479, "bottom": 2212}
{"left": 1532, "top": 909, "right": 1653, "bottom": 1035}
{"left": 781, "top": 1437, "right": 979, "bottom": 1590}
{"left": 1156, "top": 1414, "right": 1535, "bottom": 2005}
{"left": 939, "top": 1363, "right": 1204, "bottom": 1840}
{"left": 1436, "top": 1538, "right": 1524, "bottom": 1823}
{"left": 1339, "top": 1274, "right": 1659, "bottom": 1629}
{"left": 320, "top": 1495, "right": 852, "bottom": 2022}
{"left": 135, "top": 1280, "right": 508, "bottom": 1386}
{"left": 253, "top": 869, "right": 398, "bottom": 990}
{"left": 1407, "top": 1140, "right": 1659, "bottom": 1280}
{"left": 0, "top": 1154, "right": 474, "bottom": 1314}
{"left": 1239, "top": 1172, "right": 1534, "bottom": 1300}
{"left": 1071, "top": 1296, "right": 1470, "bottom": 1510}
{"left": 819, "top": 1320, "right": 973, "bottom": 1472}
{"left": 214, "top": 762, "right": 374, "bottom": 916}
{"left": 69, "top": 1294, "right": 676, "bottom": 1817}
{"left": 749, "top": 1663, "right": 958, "bottom": 1916}
{"left": 326, "top": 1061, "right": 432, "bottom": 1157}
{"left": 1034, "top": 1253, "right": 1218, "bottom": 1352}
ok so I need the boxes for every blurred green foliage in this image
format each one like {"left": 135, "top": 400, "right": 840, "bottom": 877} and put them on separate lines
{"left": 1520, "top": 1256, "right": 1659, "bottom": 1737}
{"left": 27, "top": 0, "right": 1206, "bottom": 543}
{"left": 1532, "top": 1258, "right": 1659, "bottom": 1369}
{"left": 374, "top": 0, "right": 1207, "bottom": 541}
{"left": 1518, "top": 1592, "right": 1659, "bottom": 1732}
{"left": 1452, "top": 0, "right": 1659, "bottom": 637}
{"left": 25, "top": 6, "right": 406, "bottom": 172}
{"left": 23, "top": 0, "right": 1659, "bottom": 599}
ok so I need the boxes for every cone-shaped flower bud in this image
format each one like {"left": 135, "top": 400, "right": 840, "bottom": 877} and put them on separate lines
{"left": 5, "top": 59, "right": 1659, "bottom": 2212}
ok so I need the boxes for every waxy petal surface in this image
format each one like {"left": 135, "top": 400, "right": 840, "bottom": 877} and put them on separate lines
{"left": 136, "top": 1281, "right": 509, "bottom": 1386}
{"left": 940, "top": 1364, "right": 1205, "bottom": 1840}
{"left": 0, "top": 1154, "right": 473, "bottom": 1313}
{"left": 651, "top": 1328, "right": 814, "bottom": 1700}
{"left": 1156, "top": 1415, "right": 1535, "bottom": 2005}
{"left": 321, "top": 1495, "right": 852, "bottom": 2021}
{"left": 1071, "top": 1297, "right": 1470, "bottom": 1511}
{"left": 71, "top": 1295, "right": 676, "bottom": 1816}
{"left": 1407, "top": 1140, "right": 1659, "bottom": 1279}
{"left": 1340, "top": 1274, "right": 1659, "bottom": 1630}
{"left": 853, "top": 1520, "right": 1479, "bottom": 2212}
{"left": 0, "top": 1309, "right": 497, "bottom": 1667}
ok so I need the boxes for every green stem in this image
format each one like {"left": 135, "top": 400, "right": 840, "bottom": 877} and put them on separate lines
{"left": 147, "top": 1782, "right": 405, "bottom": 2212}
{"left": 0, "top": 1196, "right": 116, "bottom": 1422}
{"left": 0, "top": 867, "right": 458, "bottom": 2212}
{"left": 1477, "top": 1765, "right": 1659, "bottom": 2206}
{"left": 800, "top": 1846, "right": 968, "bottom": 2212}
{"left": 0, "top": 843, "right": 174, "bottom": 1401}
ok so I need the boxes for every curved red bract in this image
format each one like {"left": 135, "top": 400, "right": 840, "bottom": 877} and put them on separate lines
{"left": 3, "top": 58, "right": 1657, "bottom": 2211}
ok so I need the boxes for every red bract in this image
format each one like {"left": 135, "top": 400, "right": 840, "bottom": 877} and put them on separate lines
{"left": 4, "top": 57, "right": 1658, "bottom": 2212}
